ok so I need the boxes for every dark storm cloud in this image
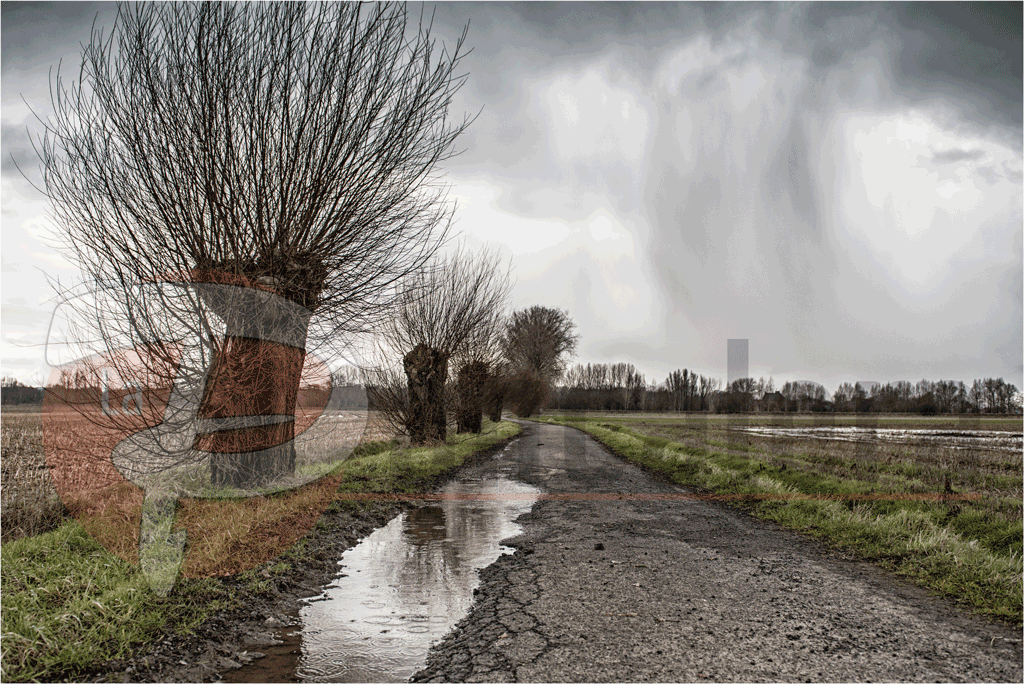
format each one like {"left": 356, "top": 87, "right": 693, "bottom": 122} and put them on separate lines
{"left": 887, "top": 2, "right": 1023, "bottom": 143}
{"left": 797, "top": 3, "right": 1023, "bottom": 130}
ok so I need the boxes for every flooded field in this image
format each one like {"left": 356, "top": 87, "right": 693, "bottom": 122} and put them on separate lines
{"left": 728, "top": 425, "right": 1023, "bottom": 453}
{"left": 226, "top": 468, "right": 542, "bottom": 683}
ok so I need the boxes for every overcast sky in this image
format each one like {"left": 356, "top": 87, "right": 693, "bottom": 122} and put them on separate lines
{"left": 2, "top": 2, "right": 1022, "bottom": 393}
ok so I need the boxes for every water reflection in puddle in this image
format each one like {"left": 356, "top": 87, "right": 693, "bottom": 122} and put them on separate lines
{"left": 294, "top": 475, "right": 541, "bottom": 682}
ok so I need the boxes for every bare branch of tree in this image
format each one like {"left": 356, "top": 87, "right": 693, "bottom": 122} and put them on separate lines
{"left": 28, "top": 1, "right": 478, "bottom": 488}
{"left": 377, "top": 244, "right": 513, "bottom": 443}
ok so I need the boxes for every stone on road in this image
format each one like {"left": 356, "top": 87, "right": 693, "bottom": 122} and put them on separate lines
{"left": 413, "top": 421, "right": 1022, "bottom": 682}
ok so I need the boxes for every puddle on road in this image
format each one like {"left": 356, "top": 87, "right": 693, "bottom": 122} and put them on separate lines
{"left": 228, "top": 473, "right": 541, "bottom": 683}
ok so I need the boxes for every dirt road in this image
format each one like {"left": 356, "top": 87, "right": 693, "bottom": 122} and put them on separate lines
{"left": 413, "top": 420, "right": 1022, "bottom": 682}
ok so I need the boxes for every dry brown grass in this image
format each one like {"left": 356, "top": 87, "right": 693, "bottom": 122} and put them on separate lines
{"left": 1, "top": 412, "right": 65, "bottom": 542}
{"left": 175, "top": 473, "right": 345, "bottom": 576}
{"left": 59, "top": 470, "right": 348, "bottom": 576}
{"left": 2, "top": 406, "right": 400, "bottom": 576}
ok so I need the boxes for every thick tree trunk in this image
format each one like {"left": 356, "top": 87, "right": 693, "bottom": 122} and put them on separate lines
{"left": 485, "top": 373, "right": 507, "bottom": 423}
{"left": 198, "top": 338, "right": 304, "bottom": 487}
{"left": 404, "top": 344, "right": 448, "bottom": 445}
{"left": 193, "top": 280, "right": 312, "bottom": 489}
{"left": 456, "top": 360, "right": 489, "bottom": 434}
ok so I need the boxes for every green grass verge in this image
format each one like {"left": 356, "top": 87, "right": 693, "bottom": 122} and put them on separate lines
{"left": 0, "top": 523, "right": 227, "bottom": 682}
{"left": 335, "top": 421, "right": 521, "bottom": 495}
{"left": 537, "top": 416, "right": 1022, "bottom": 624}
{"left": 1, "top": 421, "right": 522, "bottom": 683}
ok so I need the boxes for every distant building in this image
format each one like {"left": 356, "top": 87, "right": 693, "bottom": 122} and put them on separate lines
{"left": 759, "top": 391, "right": 785, "bottom": 412}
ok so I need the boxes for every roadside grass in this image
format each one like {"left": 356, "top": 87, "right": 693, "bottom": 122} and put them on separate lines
{"left": 334, "top": 421, "right": 521, "bottom": 495}
{"left": 1, "top": 420, "right": 521, "bottom": 683}
{"left": 1, "top": 522, "right": 227, "bottom": 682}
{"left": 538, "top": 415, "right": 1023, "bottom": 624}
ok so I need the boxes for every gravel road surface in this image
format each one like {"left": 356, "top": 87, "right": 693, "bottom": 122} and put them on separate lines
{"left": 412, "top": 420, "right": 1022, "bottom": 682}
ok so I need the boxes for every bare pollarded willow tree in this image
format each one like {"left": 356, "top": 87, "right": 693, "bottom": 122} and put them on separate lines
{"left": 373, "top": 245, "right": 512, "bottom": 444}
{"left": 26, "top": 2, "right": 477, "bottom": 489}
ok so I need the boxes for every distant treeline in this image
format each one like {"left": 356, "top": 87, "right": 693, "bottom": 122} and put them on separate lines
{"left": 0, "top": 378, "right": 44, "bottom": 405}
{"left": 0, "top": 374, "right": 369, "bottom": 410}
{"left": 6, "top": 369, "right": 1020, "bottom": 415}
{"left": 832, "top": 378, "right": 1020, "bottom": 415}
{"left": 549, "top": 363, "right": 722, "bottom": 412}
{"left": 541, "top": 364, "right": 1023, "bottom": 415}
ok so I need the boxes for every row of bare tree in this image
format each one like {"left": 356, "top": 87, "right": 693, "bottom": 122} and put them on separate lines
{"left": 362, "top": 246, "right": 579, "bottom": 444}
{"left": 0, "top": 377, "right": 44, "bottom": 405}
{"left": 544, "top": 366, "right": 1022, "bottom": 415}
{"left": 549, "top": 365, "right": 725, "bottom": 412}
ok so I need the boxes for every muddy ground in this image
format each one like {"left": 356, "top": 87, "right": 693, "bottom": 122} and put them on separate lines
{"left": 84, "top": 433, "right": 519, "bottom": 684}
{"left": 411, "top": 421, "right": 1023, "bottom": 682}
{"left": 88, "top": 421, "right": 1023, "bottom": 682}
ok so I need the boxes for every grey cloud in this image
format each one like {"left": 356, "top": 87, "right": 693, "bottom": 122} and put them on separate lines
{"left": 1, "top": 2, "right": 114, "bottom": 75}
{"left": 887, "top": 2, "right": 1022, "bottom": 143}
{"left": 0, "top": 355, "right": 49, "bottom": 375}
{"left": 968, "top": 255, "right": 1022, "bottom": 382}
{"left": 974, "top": 160, "right": 1024, "bottom": 185}
{"left": 931, "top": 148, "right": 986, "bottom": 165}
{"left": 1003, "top": 161, "right": 1023, "bottom": 183}
{"left": 801, "top": 4, "right": 891, "bottom": 68}
{"left": 2, "top": 120, "right": 39, "bottom": 178}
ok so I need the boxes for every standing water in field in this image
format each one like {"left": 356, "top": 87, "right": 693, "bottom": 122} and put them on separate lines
{"left": 729, "top": 426, "right": 1023, "bottom": 453}
{"left": 227, "top": 464, "right": 542, "bottom": 683}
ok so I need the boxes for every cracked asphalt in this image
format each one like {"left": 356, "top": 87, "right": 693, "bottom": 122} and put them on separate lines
{"left": 412, "top": 420, "right": 1022, "bottom": 682}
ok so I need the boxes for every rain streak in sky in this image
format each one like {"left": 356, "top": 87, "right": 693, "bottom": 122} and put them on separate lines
{"left": 2, "top": 2, "right": 1021, "bottom": 391}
